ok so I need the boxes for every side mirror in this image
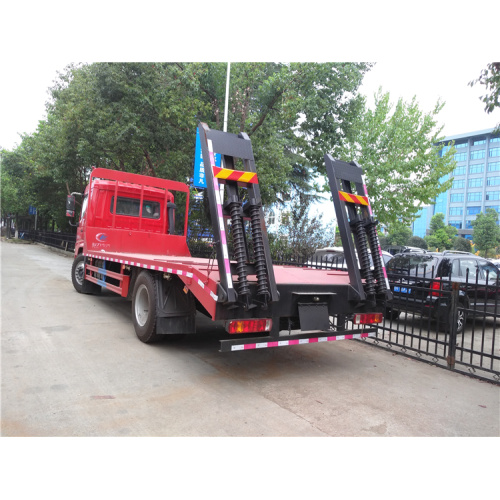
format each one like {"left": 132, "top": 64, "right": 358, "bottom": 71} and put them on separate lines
{"left": 66, "top": 195, "right": 76, "bottom": 217}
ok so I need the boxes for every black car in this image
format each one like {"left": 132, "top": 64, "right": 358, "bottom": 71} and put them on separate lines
{"left": 385, "top": 251, "right": 499, "bottom": 333}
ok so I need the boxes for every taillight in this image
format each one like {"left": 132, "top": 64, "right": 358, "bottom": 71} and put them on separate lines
{"left": 226, "top": 319, "right": 273, "bottom": 334}
{"left": 353, "top": 313, "right": 383, "bottom": 324}
{"left": 430, "top": 278, "right": 442, "bottom": 297}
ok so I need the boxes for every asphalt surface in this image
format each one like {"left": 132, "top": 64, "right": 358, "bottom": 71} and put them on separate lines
{"left": 1, "top": 240, "right": 499, "bottom": 437}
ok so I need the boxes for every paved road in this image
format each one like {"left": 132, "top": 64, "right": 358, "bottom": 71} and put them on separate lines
{"left": 1, "top": 240, "right": 499, "bottom": 437}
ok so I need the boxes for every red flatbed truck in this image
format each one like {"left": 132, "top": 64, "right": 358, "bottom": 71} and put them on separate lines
{"left": 67, "top": 122, "right": 391, "bottom": 352}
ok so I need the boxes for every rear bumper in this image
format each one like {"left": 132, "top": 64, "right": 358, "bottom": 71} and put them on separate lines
{"left": 219, "top": 329, "right": 376, "bottom": 352}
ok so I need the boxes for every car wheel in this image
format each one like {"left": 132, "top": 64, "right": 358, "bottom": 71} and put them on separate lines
{"left": 454, "top": 303, "right": 467, "bottom": 335}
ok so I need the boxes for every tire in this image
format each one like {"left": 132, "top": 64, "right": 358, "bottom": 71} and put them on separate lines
{"left": 441, "top": 301, "right": 467, "bottom": 335}
{"left": 454, "top": 302, "right": 467, "bottom": 335}
{"left": 132, "top": 271, "right": 161, "bottom": 343}
{"left": 71, "top": 254, "right": 86, "bottom": 293}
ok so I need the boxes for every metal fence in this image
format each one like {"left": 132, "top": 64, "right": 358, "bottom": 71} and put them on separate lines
{"left": 368, "top": 270, "right": 500, "bottom": 384}
{"left": 21, "top": 231, "right": 500, "bottom": 383}
{"left": 19, "top": 230, "right": 76, "bottom": 253}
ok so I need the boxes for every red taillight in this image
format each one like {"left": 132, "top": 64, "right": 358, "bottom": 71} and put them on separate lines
{"left": 227, "top": 319, "right": 273, "bottom": 334}
{"left": 430, "top": 278, "right": 442, "bottom": 297}
{"left": 353, "top": 313, "right": 383, "bottom": 324}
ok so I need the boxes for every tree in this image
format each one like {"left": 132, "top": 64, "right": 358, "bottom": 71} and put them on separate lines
{"left": 469, "top": 62, "right": 500, "bottom": 132}
{"left": 269, "top": 190, "right": 336, "bottom": 261}
{"left": 425, "top": 212, "right": 457, "bottom": 251}
{"left": 407, "top": 235, "right": 428, "bottom": 250}
{"left": 471, "top": 208, "right": 500, "bottom": 258}
{"left": 339, "top": 89, "right": 456, "bottom": 230}
{"left": 10, "top": 62, "right": 373, "bottom": 236}
{"left": 386, "top": 223, "right": 412, "bottom": 246}
{"left": 452, "top": 237, "right": 472, "bottom": 253}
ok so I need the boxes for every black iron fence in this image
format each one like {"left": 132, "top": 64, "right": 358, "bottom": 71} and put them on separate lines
{"left": 19, "top": 231, "right": 500, "bottom": 383}
{"left": 370, "top": 270, "right": 500, "bottom": 384}
{"left": 19, "top": 230, "right": 76, "bottom": 253}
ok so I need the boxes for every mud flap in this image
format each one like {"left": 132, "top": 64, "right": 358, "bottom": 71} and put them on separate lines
{"left": 155, "top": 276, "right": 196, "bottom": 334}
{"left": 298, "top": 302, "right": 330, "bottom": 332}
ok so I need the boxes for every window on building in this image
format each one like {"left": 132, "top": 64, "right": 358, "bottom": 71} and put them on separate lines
{"left": 440, "top": 145, "right": 451, "bottom": 157}
{"left": 486, "top": 191, "right": 500, "bottom": 201}
{"left": 488, "top": 161, "right": 500, "bottom": 172}
{"left": 448, "top": 221, "right": 463, "bottom": 229}
{"left": 453, "top": 166, "right": 466, "bottom": 176}
{"left": 449, "top": 207, "right": 463, "bottom": 216}
{"left": 452, "top": 179, "right": 465, "bottom": 189}
{"left": 486, "top": 205, "right": 500, "bottom": 213}
{"left": 267, "top": 209, "right": 275, "bottom": 226}
{"left": 454, "top": 152, "right": 467, "bottom": 162}
{"left": 466, "top": 206, "right": 481, "bottom": 216}
{"left": 487, "top": 176, "right": 500, "bottom": 186}
{"left": 470, "top": 150, "right": 486, "bottom": 160}
{"left": 450, "top": 193, "right": 464, "bottom": 203}
{"left": 469, "top": 164, "right": 484, "bottom": 174}
{"left": 455, "top": 142, "right": 468, "bottom": 148}
{"left": 489, "top": 147, "right": 500, "bottom": 157}
{"left": 468, "top": 177, "right": 483, "bottom": 188}
{"left": 465, "top": 220, "right": 475, "bottom": 229}
{"left": 490, "top": 137, "right": 500, "bottom": 143}
{"left": 467, "top": 192, "right": 482, "bottom": 202}
{"left": 473, "top": 139, "right": 486, "bottom": 145}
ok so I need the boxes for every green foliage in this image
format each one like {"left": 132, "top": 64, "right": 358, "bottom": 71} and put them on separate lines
{"left": 469, "top": 62, "right": 500, "bottom": 131}
{"left": 424, "top": 212, "right": 457, "bottom": 251}
{"left": 269, "top": 192, "right": 336, "bottom": 261}
{"left": 471, "top": 208, "right": 500, "bottom": 258}
{"left": 407, "top": 235, "right": 428, "bottom": 250}
{"left": 452, "top": 237, "right": 472, "bottom": 253}
{"left": 5, "top": 62, "right": 372, "bottom": 232}
{"left": 385, "top": 223, "right": 412, "bottom": 246}
{"left": 340, "top": 89, "right": 455, "bottom": 228}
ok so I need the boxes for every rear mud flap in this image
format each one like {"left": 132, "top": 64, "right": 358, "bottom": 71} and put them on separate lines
{"left": 298, "top": 302, "right": 330, "bottom": 331}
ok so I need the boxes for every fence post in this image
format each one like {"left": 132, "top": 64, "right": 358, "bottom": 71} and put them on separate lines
{"left": 447, "top": 281, "right": 459, "bottom": 370}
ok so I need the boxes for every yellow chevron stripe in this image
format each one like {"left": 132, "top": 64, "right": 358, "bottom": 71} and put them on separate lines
{"left": 238, "top": 172, "right": 256, "bottom": 183}
{"left": 339, "top": 191, "right": 369, "bottom": 205}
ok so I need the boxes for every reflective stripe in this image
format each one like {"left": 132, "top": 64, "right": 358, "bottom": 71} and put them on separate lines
{"left": 230, "top": 332, "right": 374, "bottom": 351}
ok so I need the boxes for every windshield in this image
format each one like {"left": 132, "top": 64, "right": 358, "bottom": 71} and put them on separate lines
{"left": 386, "top": 254, "right": 439, "bottom": 276}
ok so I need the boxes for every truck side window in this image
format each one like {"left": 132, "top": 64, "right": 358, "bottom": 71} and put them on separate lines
{"left": 111, "top": 196, "right": 160, "bottom": 219}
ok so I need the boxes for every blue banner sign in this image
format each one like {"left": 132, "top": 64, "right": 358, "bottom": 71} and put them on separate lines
{"left": 193, "top": 128, "right": 220, "bottom": 188}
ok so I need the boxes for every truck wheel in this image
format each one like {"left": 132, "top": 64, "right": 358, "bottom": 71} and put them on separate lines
{"left": 71, "top": 254, "right": 86, "bottom": 293}
{"left": 132, "top": 271, "right": 161, "bottom": 343}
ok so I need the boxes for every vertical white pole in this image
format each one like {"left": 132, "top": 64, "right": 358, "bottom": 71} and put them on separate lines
{"left": 220, "top": 63, "right": 231, "bottom": 201}
{"left": 223, "top": 62, "right": 231, "bottom": 133}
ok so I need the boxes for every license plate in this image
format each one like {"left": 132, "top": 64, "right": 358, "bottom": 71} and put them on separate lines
{"left": 394, "top": 286, "right": 411, "bottom": 294}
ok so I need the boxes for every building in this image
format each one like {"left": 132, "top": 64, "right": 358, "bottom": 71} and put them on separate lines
{"left": 413, "top": 127, "right": 500, "bottom": 240}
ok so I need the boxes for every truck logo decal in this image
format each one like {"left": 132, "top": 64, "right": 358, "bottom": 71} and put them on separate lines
{"left": 96, "top": 233, "right": 108, "bottom": 242}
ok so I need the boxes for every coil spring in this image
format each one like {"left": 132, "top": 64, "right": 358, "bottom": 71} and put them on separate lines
{"left": 365, "top": 219, "right": 387, "bottom": 294}
{"left": 249, "top": 204, "right": 270, "bottom": 299}
{"left": 229, "top": 201, "right": 250, "bottom": 297}
{"left": 351, "top": 218, "right": 376, "bottom": 297}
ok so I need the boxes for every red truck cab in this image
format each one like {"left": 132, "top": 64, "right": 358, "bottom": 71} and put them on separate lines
{"left": 74, "top": 169, "right": 190, "bottom": 259}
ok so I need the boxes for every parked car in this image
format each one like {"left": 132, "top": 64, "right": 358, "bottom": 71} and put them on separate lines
{"left": 383, "top": 245, "right": 427, "bottom": 256}
{"left": 385, "top": 251, "right": 499, "bottom": 333}
{"left": 489, "top": 258, "right": 500, "bottom": 271}
{"left": 308, "top": 247, "right": 393, "bottom": 269}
